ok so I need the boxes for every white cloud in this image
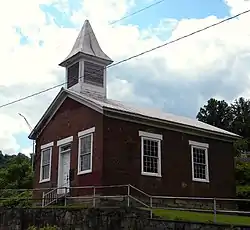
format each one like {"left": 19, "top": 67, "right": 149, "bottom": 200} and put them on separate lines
{"left": 20, "top": 146, "right": 33, "bottom": 157}
{"left": 1, "top": 0, "right": 250, "bottom": 154}
{"left": 225, "top": 0, "right": 250, "bottom": 15}
{"left": 0, "top": 114, "right": 26, "bottom": 154}
{"left": 71, "top": 0, "right": 135, "bottom": 25}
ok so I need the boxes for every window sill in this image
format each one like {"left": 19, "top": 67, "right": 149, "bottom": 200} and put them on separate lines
{"left": 39, "top": 179, "right": 50, "bottom": 184}
{"left": 192, "top": 178, "right": 209, "bottom": 183}
{"left": 77, "top": 169, "right": 92, "bottom": 175}
{"left": 141, "top": 172, "right": 162, "bottom": 178}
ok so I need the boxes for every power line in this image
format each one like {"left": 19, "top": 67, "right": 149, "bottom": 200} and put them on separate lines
{"left": 61, "top": 0, "right": 165, "bottom": 50}
{"left": 109, "top": 9, "right": 250, "bottom": 67}
{"left": 0, "top": 8, "right": 249, "bottom": 109}
{"left": 0, "top": 0, "right": 165, "bottom": 108}
{"left": 109, "top": 0, "right": 165, "bottom": 25}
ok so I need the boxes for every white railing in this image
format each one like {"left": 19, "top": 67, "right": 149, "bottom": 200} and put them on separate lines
{"left": 1, "top": 184, "right": 250, "bottom": 224}
{"left": 52, "top": 184, "right": 250, "bottom": 222}
{"left": 42, "top": 188, "right": 60, "bottom": 207}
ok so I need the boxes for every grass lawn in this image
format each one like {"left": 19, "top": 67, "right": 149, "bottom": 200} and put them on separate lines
{"left": 153, "top": 209, "right": 250, "bottom": 226}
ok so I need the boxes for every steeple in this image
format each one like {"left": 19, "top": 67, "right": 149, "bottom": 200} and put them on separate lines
{"left": 59, "top": 20, "right": 113, "bottom": 98}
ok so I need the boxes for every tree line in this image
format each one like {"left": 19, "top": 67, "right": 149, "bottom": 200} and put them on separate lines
{"left": 0, "top": 151, "right": 33, "bottom": 206}
{"left": 197, "top": 97, "right": 250, "bottom": 203}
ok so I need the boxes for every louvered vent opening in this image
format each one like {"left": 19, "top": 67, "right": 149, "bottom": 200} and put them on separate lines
{"left": 67, "top": 62, "right": 79, "bottom": 88}
{"left": 84, "top": 61, "right": 104, "bottom": 87}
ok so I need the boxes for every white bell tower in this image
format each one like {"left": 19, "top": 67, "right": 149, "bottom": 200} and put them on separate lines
{"left": 59, "top": 20, "right": 113, "bottom": 99}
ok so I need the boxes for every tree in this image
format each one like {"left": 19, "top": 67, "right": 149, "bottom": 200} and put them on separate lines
{"left": 235, "top": 159, "right": 250, "bottom": 210}
{"left": 0, "top": 152, "right": 33, "bottom": 207}
{"left": 197, "top": 97, "right": 250, "bottom": 154}
{"left": 0, "top": 153, "right": 33, "bottom": 189}
{"left": 197, "top": 96, "right": 250, "bottom": 206}
{"left": 196, "top": 98, "right": 233, "bottom": 131}
{"left": 231, "top": 97, "right": 250, "bottom": 138}
{"left": 0, "top": 151, "right": 15, "bottom": 168}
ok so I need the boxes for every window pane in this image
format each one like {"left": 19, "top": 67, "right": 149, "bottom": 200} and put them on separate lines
{"left": 81, "top": 135, "right": 91, "bottom": 154}
{"left": 143, "top": 156, "right": 158, "bottom": 173}
{"left": 193, "top": 147, "right": 206, "bottom": 164}
{"left": 143, "top": 139, "right": 158, "bottom": 157}
{"left": 194, "top": 164, "right": 206, "bottom": 179}
{"left": 80, "top": 154, "right": 91, "bottom": 171}
{"left": 143, "top": 138, "right": 159, "bottom": 174}
{"left": 42, "top": 165, "right": 49, "bottom": 180}
{"left": 42, "top": 149, "right": 50, "bottom": 165}
{"left": 61, "top": 144, "right": 71, "bottom": 152}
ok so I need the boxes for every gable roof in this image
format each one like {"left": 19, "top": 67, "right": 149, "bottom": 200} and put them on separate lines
{"left": 29, "top": 88, "right": 240, "bottom": 141}
{"left": 59, "top": 20, "right": 113, "bottom": 67}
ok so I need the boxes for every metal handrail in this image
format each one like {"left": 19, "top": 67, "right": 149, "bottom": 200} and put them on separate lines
{"left": 151, "top": 195, "right": 214, "bottom": 200}
{"left": 2, "top": 183, "right": 250, "bottom": 224}
{"left": 3, "top": 184, "right": 250, "bottom": 206}
{"left": 129, "top": 195, "right": 150, "bottom": 208}
{"left": 66, "top": 184, "right": 128, "bottom": 189}
{"left": 4, "top": 183, "right": 250, "bottom": 202}
{"left": 129, "top": 184, "right": 151, "bottom": 198}
{"left": 42, "top": 187, "right": 59, "bottom": 207}
{"left": 67, "top": 195, "right": 128, "bottom": 199}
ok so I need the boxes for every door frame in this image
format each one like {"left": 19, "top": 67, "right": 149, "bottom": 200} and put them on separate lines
{"left": 57, "top": 137, "right": 72, "bottom": 195}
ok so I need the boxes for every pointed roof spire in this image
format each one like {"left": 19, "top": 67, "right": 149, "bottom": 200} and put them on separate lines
{"left": 59, "top": 20, "right": 113, "bottom": 67}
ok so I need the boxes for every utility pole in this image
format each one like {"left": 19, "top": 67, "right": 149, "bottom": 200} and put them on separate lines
{"left": 18, "top": 113, "right": 35, "bottom": 172}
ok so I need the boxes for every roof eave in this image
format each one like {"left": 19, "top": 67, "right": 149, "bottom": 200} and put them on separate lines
{"left": 28, "top": 88, "right": 66, "bottom": 140}
{"left": 29, "top": 89, "right": 104, "bottom": 140}
{"left": 59, "top": 52, "right": 113, "bottom": 67}
{"left": 103, "top": 107, "right": 241, "bottom": 141}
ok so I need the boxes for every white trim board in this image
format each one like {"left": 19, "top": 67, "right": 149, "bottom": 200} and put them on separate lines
{"left": 57, "top": 136, "right": 73, "bottom": 146}
{"left": 78, "top": 127, "right": 96, "bottom": 137}
{"left": 41, "top": 141, "right": 54, "bottom": 150}
{"left": 139, "top": 131, "right": 163, "bottom": 140}
{"left": 189, "top": 140, "right": 209, "bottom": 148}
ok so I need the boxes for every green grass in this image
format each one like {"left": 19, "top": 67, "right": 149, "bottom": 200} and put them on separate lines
{"left": 153, "top": 209, "right": 250, "bottom": 226}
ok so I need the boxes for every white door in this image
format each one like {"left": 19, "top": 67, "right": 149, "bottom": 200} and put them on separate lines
{"left": 58, "top": 144, "right": 71, "bottom": 194}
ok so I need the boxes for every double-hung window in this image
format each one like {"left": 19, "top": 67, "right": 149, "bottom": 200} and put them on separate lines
{"left": 78, "top": 127, "right": 95, "bottom": 175}
{"left": 139, "top": 131, "right": 162, "bottom": 177}
{"left": 40, "top": 142, "right": 53, "bottom": 183}
{"left": 189, "top": 140, "right": 209, "bottom": 183}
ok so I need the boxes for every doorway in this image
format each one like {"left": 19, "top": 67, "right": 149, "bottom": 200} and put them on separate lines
{"left": 57, "top": 143, "right": 71, "bottom": 194}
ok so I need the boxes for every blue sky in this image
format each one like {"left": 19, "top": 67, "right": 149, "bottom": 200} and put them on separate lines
{"left": 124, "top": 0, "right": 230, "bottom": 28}
{"left": 1, "top": 0, "right": 250, "bottom": 154}
{"left": 39, "top": 0, "right": 230, "bottom": 29}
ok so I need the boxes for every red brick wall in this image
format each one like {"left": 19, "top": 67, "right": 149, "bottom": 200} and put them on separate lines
{"left": 33, "top": 97, "right": 236, "bottom": 199}
{"left": 103, "top": 116, "right": 236, "bottom": 198}
{"left": 34, "top": 98, "right": 104, "bottom": 191}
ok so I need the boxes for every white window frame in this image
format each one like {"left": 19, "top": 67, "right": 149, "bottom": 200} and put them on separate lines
{"left": 139, "top": 131, "right": 162, "bottom": 177}
{"left": 77, "top": 127, "right": 95, "bottom": 175}
{"left": 189, "top": 140, "right": 209, "bottom": 183}
{"left": 39, "top": 141, "right": 53, "bottom": 183}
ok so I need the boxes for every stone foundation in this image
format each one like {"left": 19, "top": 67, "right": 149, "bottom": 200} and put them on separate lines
{"left": 0, "top": 207, "right": 248, "bottom": 230}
